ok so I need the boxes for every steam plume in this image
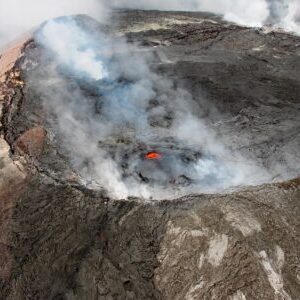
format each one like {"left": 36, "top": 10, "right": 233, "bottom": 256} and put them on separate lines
{"left": 29, "top": 17, "right": 270, "bottom": 199}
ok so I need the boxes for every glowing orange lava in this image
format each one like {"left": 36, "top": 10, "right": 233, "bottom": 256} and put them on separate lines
{"left": 145, "top": 152, "right": 162, "bottom": 160}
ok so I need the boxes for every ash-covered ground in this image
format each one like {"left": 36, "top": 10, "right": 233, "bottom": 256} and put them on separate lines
{"left": 0, "top": 10, "right": 299, "bottom": 300}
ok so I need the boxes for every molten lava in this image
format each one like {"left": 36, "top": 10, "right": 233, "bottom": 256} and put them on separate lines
{"left": 145, "top": 152, "right": 162, "bottom": 160}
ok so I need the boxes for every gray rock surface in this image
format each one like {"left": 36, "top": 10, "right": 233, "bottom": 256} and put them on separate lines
{"left": 0, "top": 10, "right": 299, "bottom": 300}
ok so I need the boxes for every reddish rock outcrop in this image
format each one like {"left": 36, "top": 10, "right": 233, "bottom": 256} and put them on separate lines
{"left": 14, "top": 126, "right": 46, "bottom": 158}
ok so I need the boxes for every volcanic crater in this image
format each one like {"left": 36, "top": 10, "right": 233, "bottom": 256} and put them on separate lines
{"left": 0, "top": 10, "right": 299, "bottom": 300}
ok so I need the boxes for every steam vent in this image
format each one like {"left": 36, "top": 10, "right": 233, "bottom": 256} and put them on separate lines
{"left": 0, "top": 11, "right": 300, "bottom": 300}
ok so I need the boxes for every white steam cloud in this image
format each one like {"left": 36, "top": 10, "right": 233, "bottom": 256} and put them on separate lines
{"left": 0, "top": 0, "right": 107, "bottom": 48}
{"left": 41, "top": 21, "right": 108, "bottom": 80}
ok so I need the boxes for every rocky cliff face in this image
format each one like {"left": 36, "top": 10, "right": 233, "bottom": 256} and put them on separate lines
{"left": 0, "top": 10, "right": 299, "bottom": 300}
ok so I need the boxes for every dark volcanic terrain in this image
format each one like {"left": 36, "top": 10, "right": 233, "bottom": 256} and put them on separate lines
{"left": 0, "top": 10, "right": 299, "bottom": 300}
